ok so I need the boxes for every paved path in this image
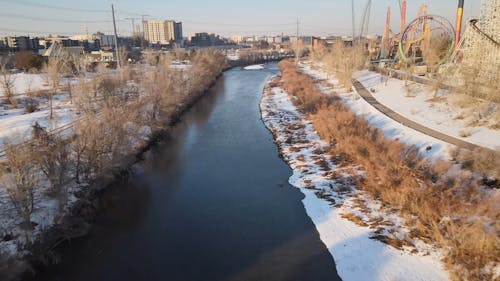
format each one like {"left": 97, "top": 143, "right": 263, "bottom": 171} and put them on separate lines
{"left": 352, "top": 79, "right": 497, "bottom": 153}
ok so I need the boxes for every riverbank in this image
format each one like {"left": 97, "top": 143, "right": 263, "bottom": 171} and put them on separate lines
{"left": 264, "top": 59, "right": 500, "bottom": 280}
{"left": 0, "top": 56, "right": 230, "bottom": 281}
{"left": 260, "top": 75, "right": 450, "bottom": 280}
{"left": 1, "top": 57, "right": 294, "bottom": 281}
{"left": 24, "top": 62, "right": 342, "bottom": 281}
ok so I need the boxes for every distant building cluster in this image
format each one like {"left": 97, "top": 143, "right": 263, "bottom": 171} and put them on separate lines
{"left": 0, "top": 32, "right": 116, "bottom": 53}
{"left": 187, "top": 33, "right": 229, "bottom": 47}
{"left": 229, "top": 35, "right": 290, "bottom": 45}
{"left": 0, "top": 15, "right": 384, "bottom": 66}
{"left": 0, "top": 32, "right": 125, "bottom": 64}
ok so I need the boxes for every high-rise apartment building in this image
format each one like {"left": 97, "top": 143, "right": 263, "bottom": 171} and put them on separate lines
{"left": 143, "top": 20, "right": 183, "bottom": 45}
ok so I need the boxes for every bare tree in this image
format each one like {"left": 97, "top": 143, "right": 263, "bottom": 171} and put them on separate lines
{"left": 44, "top": 58, "right": 66, "bottom": 119}
{"left": 31, "top": 123, "right": 70, "bottom": 211}
{"left": 72, "top": 121, "right": 90, "bottom": 184}
{"left": 144, "top": 50, "right": 159, "bottom": 66}
{"left": 0, "top": 140, "right": 39, "bottom": 239}
{"left": 323, "top": 43, "right": 367, "bottom": 90}
{"left": 0, "top": 58, "right": 16, "bottom": 105}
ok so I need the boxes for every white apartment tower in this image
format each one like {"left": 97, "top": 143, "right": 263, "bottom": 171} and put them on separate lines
{"left": 143, "top": 20, "right": 183, "bottom": 45}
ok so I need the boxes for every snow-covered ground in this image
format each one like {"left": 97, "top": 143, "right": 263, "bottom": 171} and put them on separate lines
{"left": 301, "top": 63, "right": 455, "bottom": 159}
{"left": 243, "top": 64, "right": 265, "bottom": 70}
{"left": 226, "top": 52, "right": 240, "bottom": 61}
{"left": 0, "top": 72, "right": 77, "bottom": 152}
{"left": 0, "top": 95, "right": 76, "bottom": 152}
{"left": 260, "top": 84, "right": 449, "bottom": 281}
{"left": 356, "top": 71, "right": 500, "bottom": 150}
{"left": 302, "top": 63, "right": 500, "bottom": 152}
{"left": 0, "top": 72, "right": 48, "bottom": 96}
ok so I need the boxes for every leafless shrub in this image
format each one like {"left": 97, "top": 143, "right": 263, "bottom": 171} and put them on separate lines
{"left": 144, "top": 50, "right": 160, "bottom": 66}
{"left": 458, "top": 129, "right": 472, "bottom": 138}
{"left": 321, "top": 42, "right": 367, "bottom": 90}
{"left": 74, "top": 76, "right": 98, "bottom": 115}
{"left": 23, "top": 98, "right": 39, "bottom": 113}
{"left": 31, "top": 123, "right": 70, "bottom": 210}
{"left": 0, "top": 59, "right": 16, "bottom": 105}
{"left": 0, "top": 140, "right": 39, "bottom": 237}
{"left": 44, "top": 58, "right": 67, "bottom": 119}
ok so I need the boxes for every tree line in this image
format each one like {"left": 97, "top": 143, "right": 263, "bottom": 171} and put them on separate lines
{"left": 0, "top": 49, "right": 226, "bottom": 248}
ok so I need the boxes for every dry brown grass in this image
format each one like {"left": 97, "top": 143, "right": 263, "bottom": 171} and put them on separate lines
{"left": 341, "top": 213, "right": 368, "bottom": 227}
{"left": 279, "top": 59, "right": 500, "bottom": 281}
{"left": 458, "top": 129, "right": 472, "bottom": 138}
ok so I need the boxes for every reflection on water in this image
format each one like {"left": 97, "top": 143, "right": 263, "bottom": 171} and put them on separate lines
{"left": 31, "top": 63, "right": 341, "bottom": 281}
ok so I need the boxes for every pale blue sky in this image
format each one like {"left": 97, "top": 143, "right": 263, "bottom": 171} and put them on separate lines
{"left": 0, "top": 0, "right": 481, "bottom": 37}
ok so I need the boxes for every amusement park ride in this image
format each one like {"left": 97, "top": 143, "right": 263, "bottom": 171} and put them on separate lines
{"left": 372, "top": 0, "right": 499, "bottom": 78}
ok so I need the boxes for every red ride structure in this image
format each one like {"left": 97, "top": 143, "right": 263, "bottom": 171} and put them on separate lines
{"left": 400, "top": 0, "right": 407, "bottom": 34}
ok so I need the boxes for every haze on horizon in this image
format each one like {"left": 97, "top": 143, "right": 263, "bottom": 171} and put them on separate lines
{"left": 0, "top": 0, "right": 481, "bottom": 37}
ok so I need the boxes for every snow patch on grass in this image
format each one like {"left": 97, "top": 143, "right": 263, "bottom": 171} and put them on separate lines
{"left": 244, "top": 64, "right": 265, "bottom": 70}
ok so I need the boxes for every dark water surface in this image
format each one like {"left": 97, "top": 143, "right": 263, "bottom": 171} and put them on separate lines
{"left": 34, "top": 63, "right": 341, "bottom": 281}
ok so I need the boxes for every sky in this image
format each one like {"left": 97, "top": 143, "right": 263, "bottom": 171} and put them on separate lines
{"left": 0, "top": 0, "right": 482, "bottom": 38}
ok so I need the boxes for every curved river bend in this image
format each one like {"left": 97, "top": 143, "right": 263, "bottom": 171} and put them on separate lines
{"left": 33, "top": 63, "right": 341, "bottom": 281}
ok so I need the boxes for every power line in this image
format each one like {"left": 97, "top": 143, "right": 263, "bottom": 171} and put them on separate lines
{"left": 181, "top": 20, "right": 295, "bottom": 27}
{"left": 0, "top": 27, "right": 117, "bottom": 36}
{"left": 116, "top": 10, "right": 144, "bottom": 17}
{"left": 0, "top": 13, "right": 123, "bottom": 24}
{"left": 0, "top": 0, "right": 109, "bottom": 13}
{"left": 301, "top": 25, "right": 355, "bottom": 31}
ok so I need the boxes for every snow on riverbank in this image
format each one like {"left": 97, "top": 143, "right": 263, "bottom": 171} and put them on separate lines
{"left": 260, "top": 82, "right": 449, "bottom": 281}
{"left": 243, "top": 64, "right": 265, "bottom": 70}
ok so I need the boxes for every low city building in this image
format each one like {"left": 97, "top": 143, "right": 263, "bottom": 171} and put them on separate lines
{"left": 2, "top": 36, "right": 40, "bottom": 51}
{"left": 86, "top": 50, "right": 115, "bottom": 63}
{"left": 189, "top": 32, "right": 228, "bottom": 47}
{"left": 42, "top": 42, "right": 84, "bottom": 59}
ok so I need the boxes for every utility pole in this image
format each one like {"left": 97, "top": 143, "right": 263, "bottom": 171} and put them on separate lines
{"left": 295, "top": 17, "right": 300, "bottom": 65}
{"left": 141, "top": 14, "right": 150, "bottom": 49}
{"left": 111, "top": 4, "right": 120, "bottom": 68}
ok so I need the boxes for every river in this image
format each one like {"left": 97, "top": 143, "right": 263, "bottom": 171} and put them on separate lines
{"left": 32, "top": 63, "right": 341, "bottom": 281}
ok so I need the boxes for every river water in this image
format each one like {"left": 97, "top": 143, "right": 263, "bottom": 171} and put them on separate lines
{"left": 33, "top": 63, "right": 341, "bottom": 281}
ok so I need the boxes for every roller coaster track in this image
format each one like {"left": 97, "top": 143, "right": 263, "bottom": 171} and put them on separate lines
{"left": 466, "top": 19, "right": 499, "bottom": 47}
{"left": 452, "top": 19, "right": 500, "bottom": 63}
